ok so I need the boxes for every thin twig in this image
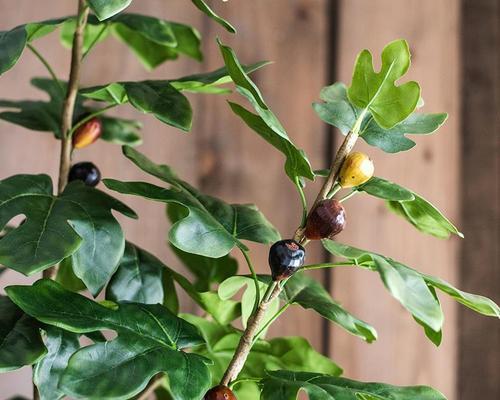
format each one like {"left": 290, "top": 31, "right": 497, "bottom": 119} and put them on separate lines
{"left": 220, "top": 283, "right": 281, "bottom": 386}
{"left": 27, "top": 44, "right": 64, "bottom": 95}
{"left": 43, "top": 0, "right": 89, "bottom": 281}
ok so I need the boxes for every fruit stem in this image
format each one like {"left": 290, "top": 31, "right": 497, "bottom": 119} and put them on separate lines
{"left": 294, "top": 176, "right": 308, "bottom": 227}
{"left": 251, "top": 301, "right": 291, "bottom": 346}
{"left": 67, "top": 104, "right": 116, "bottom": 139}
{"left": 241, "top": 248, "right": 261, "bottom": 313}
{"left": 27, "top": 44, "right": 64, "bottom": 95}
{"left": 339, "top": 190, "right": 358, "bottom": 203}
{"left": 220, "top": 282, "right": 281, "bottom": 386}
{"left": 44, "top": 0, "right": 89, "bottom": 279}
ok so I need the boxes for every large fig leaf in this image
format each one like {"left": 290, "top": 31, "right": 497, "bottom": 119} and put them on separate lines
{"left": 104, "top": 146, "right": 280, "bottom": 258}
{"left": 323, "top": 241, "right": 500, "bottom": 344}
{"left": 348, "top": 39, "right": 420, "bottom": 129}
{"left": 6, "top": 279, "right": 211, "bottom": 400}
{"left": 0, "top": 175, "right": 136, "bottom": 295}
{"left": 282, "top": 272, "right": 377, "bottom": 343}
{"left": 0, "top": 296, "right": 46, "bottom": 372}
{"left": 33, "top": 327, "right": 79, "bottom": 400}
{"left": 260, "top": 371, "right": 446, "bottom": 400}
{"left": 0, "top": 18, "right": 67, "bottom": 75}
{"left": 218, "top": 40, "right": 314, "bottom": 183}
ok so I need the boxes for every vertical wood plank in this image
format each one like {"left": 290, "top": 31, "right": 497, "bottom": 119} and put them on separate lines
{"left": 330, "top": 1, "right": 461, "bottom": 398}
{"left": 194, "top": 0, "right": 329, "bottom": 348}
{"left": 459, "top": 1, "right": 499, "bottom": 398}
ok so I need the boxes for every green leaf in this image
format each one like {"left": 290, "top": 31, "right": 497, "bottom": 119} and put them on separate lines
{"left": 60, "top": 16, "right": 110, "bottom": 54}
{"left": 0, "top": 175, "right": 136, "bottom": 295}
{"left": 361, "top": 112, "right": 448, "bottom": 153}
{"left": 106, "top": 242, "right": 166, "bottom": 304}
{"left": 104, "top": 146, "right": 280, "bottom": 258}
{"left": 0, "top": 78, "right": 67, "bottom": 137}
{"left": 170, "top": 62, "right": 269, "bottom": 94}
{"left": 355, "top": 177, "right": 415, "bottom": 201}
{"left": 0, "top": 295, "right": 46, "bottom": 372}
{"left": 191, "top": 0, "right": 236, "bottom": 33}
{"left": 100, "top": 115, "right": 142, "bottom": 146}
{"left": 111, "top": 16, "right": 202, "bottom": 68}
{"left": 219, "top": 276, "right": 279, "bottom": 332}
{"left": 323, "top": 241, "right": 500, "bottom": 339}
{"left": 387, "top": 192, "right": 463, "bottom": 239}
{"left": 169, "top": 266, "right": 240, "bottom": 325}
{"left": 185, "top": 315, "right": 341, "bottom": 397}
{"left": 218, "top": 40, "right": 314, "bottom": 183}
{"left": 0, "top": 18, "right": 66, "bottom": 75}
{"left": 167, "top": 205, "right": 238, "bottom": 291}
{"left": 87, "top": 0, "right": 133, "bottom": 20}
{"left": 260, "top": 371, "right": 446, "bottom": 400}
{"left": 81, "top": 81, "right": 192, "bottom": 131}
{"left": 313, "top": 83, "right": 357, "bottom": 135}
{"left": 323, "top": 240, "right": 443, "bottom": 334}
{"left": 348, "top": 39, "right": 421, "bottom": 129}
{"left": 34, "top": 327, "right": 79, "bottom": 400}
{"left": 283, "top": 272, "right": 377, "bottom": 342}
{"left": 6, "top": 279, "right": 211, "bottom": 400}
{"left": 55, "top": 257, "right": 86, "bottom": 292}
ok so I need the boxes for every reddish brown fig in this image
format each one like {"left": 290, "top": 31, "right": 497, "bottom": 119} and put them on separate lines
{"left": 305, "top": 199, "right": 346, "bottom": 240}
{"left": 72, "top": 117, "right": 102, "bottom": 149}
{"left": 204, "top": 385, "right": 237, "bottom": 400}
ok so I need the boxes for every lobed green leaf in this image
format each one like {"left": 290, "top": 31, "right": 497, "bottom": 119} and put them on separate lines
{"left": 87, "top": 0, "right": 133, "bottom": 21}
{"left": 348, "top": 39, "right": 420, "bottom": 129}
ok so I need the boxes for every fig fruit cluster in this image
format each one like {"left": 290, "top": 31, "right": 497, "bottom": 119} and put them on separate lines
{"left": 68, "top": 162, "right": 101, "bottom": 187}
{"left": 204, "top": 385, "right": 237, "bottom": 400}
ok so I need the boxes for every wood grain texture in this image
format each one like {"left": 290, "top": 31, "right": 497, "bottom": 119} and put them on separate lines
{"left": 329, "top": 1, "right": 461, "bottom": 398}
{"left": 459, "top": 1, "right": 499, "bottom": 399}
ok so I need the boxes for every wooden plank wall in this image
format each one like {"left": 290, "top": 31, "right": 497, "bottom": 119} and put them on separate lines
{"left": 459, "top": 1, "right": 499, "bottom": 399}
{"left": 1, "top": 1, "right": 496, "bottom": 400}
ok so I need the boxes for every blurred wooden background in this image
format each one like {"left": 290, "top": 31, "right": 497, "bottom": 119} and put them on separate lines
{"left": 0, "top": 1, "right": 498, "bottom": 399}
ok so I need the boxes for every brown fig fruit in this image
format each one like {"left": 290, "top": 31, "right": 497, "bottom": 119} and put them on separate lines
{"left": 305, "top": 199, "right": 346, "bottom": 240}
{"left": 72, "top": 117, "right": 102, "bottom": 149}
{"left": 204, "top": 385, "right": 237, "bottom": 400}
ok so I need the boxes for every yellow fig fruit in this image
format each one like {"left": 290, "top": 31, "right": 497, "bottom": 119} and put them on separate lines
{"left": 72, "top": 117, "right": 102, "bottom": 149}
{"left": 339, "top": 152, "right": 374, "bottom": 188}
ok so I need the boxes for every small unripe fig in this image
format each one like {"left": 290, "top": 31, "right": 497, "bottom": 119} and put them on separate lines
{"left": 72, "top": 117, "right": 102, "bottom": 149}
{"left": 339, "top": 151, "right": 374, "bottom": 188}
{"left": 305, "top": 199, "right": 346, "bottom": 240}
{"left": 204, "top": 385, "right": 237, "bottom": 400}
{"left": 68, "top": 162, "right": 101, "bottom": 187}
{"left": 268, "top": 239, "right": 305, "bottom": 281}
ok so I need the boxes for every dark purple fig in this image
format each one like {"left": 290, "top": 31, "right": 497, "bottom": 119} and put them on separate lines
{"left": 305, "top": 199, "right": 346, "bottom": 240}
{"left": 268, "top": 239, "right": 306, "bottom": 281}
{"left": 68, "top": 162, "right": 101, "bottom": 187}
{"left": 204, "top": 385, "right": 237, "bottom": 400}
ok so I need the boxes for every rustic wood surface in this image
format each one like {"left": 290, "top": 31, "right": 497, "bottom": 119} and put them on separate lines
{"left": 0, "top": 1, "right": 497, "bottom": 400}
{"left": 459, "top": 0, "right": 499, "bottom": 399}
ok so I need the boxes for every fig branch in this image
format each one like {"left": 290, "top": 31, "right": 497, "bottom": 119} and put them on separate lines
{"left": 219, "top": 113, "right": 368, "bottom": 390}
{"left": 43, "top": 0, "right": 89, "bottom": 279}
